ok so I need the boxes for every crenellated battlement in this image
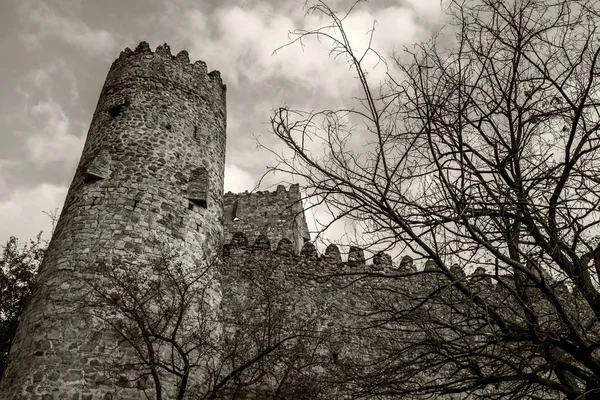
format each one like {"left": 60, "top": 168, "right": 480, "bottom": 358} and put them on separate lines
{"left": 224, "top": 231, "right": 397, "bottom": 269}
{"left": 103, "top": 42, "right": 226, "bottom": 121}
{"left": 112, "top": 42, "right": 225, "bottom": 91}
{"left": 224, "top": 183, "right": 300, "bottom": 199}
{"left": 223, "top": 231, "right": 417, "bottom": 273}
{"left": 222, "top": 231, "right": 570, "bottom": 295}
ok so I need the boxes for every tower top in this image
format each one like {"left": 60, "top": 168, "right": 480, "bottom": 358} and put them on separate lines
{"left": 104, "top": 41, "right": 226, "bottom": 111}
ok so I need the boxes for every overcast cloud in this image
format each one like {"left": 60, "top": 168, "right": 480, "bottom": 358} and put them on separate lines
{"left": 0, "top": 0, "right": 444, "bottom": 245}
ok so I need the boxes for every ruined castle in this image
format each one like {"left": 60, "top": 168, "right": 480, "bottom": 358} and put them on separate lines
{"left": 2, "top": 41, "right": 514, "bottom": 399}
{"left": 0, "top": 42, "right": 355, "bottom": 399}
{"left": 5, "top": 38, "right": 572, "bottom": 400}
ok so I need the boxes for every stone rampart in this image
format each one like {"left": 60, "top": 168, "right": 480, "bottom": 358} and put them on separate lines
{"left": 220, "top": 232, "right": 573, "bottom": 399}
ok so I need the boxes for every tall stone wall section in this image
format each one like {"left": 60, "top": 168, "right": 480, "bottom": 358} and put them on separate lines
{"left": 220, "top": 234, "right": 538, "bottom": 399}
{"left": 0, "top": 42, "right": 226, "bottom": 399}
{"left": 223, "top": 184, "right": 310, "bottom": 254}
{"left": 220, "top": 233, "right": 405, "bottom": 398}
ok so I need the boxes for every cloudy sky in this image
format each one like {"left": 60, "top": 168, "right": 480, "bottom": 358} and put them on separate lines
{"left": 0, "top": 0, "right": 444, "bottom": 246}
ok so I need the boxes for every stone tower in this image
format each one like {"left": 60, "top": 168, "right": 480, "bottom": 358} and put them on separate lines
{"left": 0, "top": 42, "right": 226, "bottom": 398}
{"left": 223, "top": 184, "right": 310, "bottom": 254}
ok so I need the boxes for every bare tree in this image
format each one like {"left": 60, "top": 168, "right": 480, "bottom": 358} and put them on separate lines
{"left": 80, "top": 240, "right": 332, "bottom": 400}
{"left": 220, "top": 237, "right": 342, "bottom": 399}
{"left": 267, "top": 0, "right": 600, "bottom": 398}
{"left": 81, "top": 249, "right": 221, "bottom": 399}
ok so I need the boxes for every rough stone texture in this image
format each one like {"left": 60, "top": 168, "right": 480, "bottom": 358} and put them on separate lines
{"left": 223, "top": 184, "right": 310, "bottom": 254}
{"left": 0, "top": 42, "right": 226, "bottom": 399}
{"left": 221, "top": 236, "right": 431, "bottom": 398}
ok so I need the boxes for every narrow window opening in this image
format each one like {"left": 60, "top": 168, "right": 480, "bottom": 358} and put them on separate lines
{"left": 193, "top": 126, "right": 198, "bottom": 139}
{"left": 188, "top": 167, "right": 208, "bottom": 209}
{"left": 133, "top": 199, "right": 139, "bottom": 209}
{"left": 85, "top": 173, "right": 103, "bottom": 184}
{"left": 85, "top": 148, "right": 111, "bottom": 182}
{"left": 107, "top": 104, "right": 123, "bottom": 117}
{"left": 189, "top": 199, "right": 207, "bottom": 208}
{"left": 196, "top": 223, "right": 200, "bottom": 232}
{"left": 188, "top": 202, "right": 194, "bottom": 211}
{"left": 231, "top": 200, "right": 240, "bottom": 221}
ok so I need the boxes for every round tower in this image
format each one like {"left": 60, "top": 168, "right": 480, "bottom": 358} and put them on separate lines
{"left": 0, "top": 42, "right": 226, "bottom": 398}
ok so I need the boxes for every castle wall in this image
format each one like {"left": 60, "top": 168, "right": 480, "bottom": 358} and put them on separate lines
{"left": 220, "top": 233, "right": 533, "bottom": 399}
{"left": 220, "top": 233, "right": 399, "bottom": 398}
{"left": 0, "top": 42, "right": 226, "bottom": 399}
{"left": 223, "top": 184, "right": 310, "bottom": 254}
{"left": 0, "top": 38, "right": 555, "bottom": 399}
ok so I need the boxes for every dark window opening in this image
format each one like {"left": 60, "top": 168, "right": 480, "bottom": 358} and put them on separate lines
{"left": 231, "top": 200, "right": 239, "bottom": 221}
{"left": 189, "top": 199, "right": 207, "bottom": 209}
{"left": 133, "top": 199, "right": 139, "bottom": 210}
{"left": 165, "top": 123, "right": 172, "bottom": 131}
{"left": 193, "top": 126, "right": 198, "bottom": 139}
{"left": 188, "top": 202, "right": 194, "bottom": 211}
{"left": 85, "top": 172, "right": 103, "bottom": 184}
{"left": 107, "top": 104, "right": 124, "bottom": 117}
{"left": 196, "top": 223, "right": 200, "bottom": 232}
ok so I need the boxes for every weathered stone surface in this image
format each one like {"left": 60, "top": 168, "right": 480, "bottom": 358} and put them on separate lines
{"left": 372, "top": 251, "right": 392, "bottom": 267}
{"left": 276, "top": 238, "right": 293, "bottom": 255}
{"left": 253, "top": 233, "right": 271, "bottom": 250}
{"left": 450, "top": 263, "right": 466, "bottom": 279}
{"left": 230, "top": 231, "right": 248, "bottom": 247}
{"left": 424, "top": 260, "right": 437, "bottom": 271}
{"left": 323, "top": 244, "right": 342, "bottom": 264}
{"left": 347, "top": 246, "right": 365, "bottom": 266}
{"left": 300, "top": 242, "right": 318, "bottom": 261}
{"left": 399, "top": 255, "right": 415, "bottom": 271}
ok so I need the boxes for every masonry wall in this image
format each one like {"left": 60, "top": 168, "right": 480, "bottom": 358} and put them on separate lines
{"left": 219, "top": 233, "right": 532, "bottom": 399}
{"left": 223, "top": 184, "right": 310, "bottom": 254}
{"left": 0, "top": 42, "right": 226, "bottom": 399}
{"left": 220, "top": 233, "right": 404, "bottom": 398}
